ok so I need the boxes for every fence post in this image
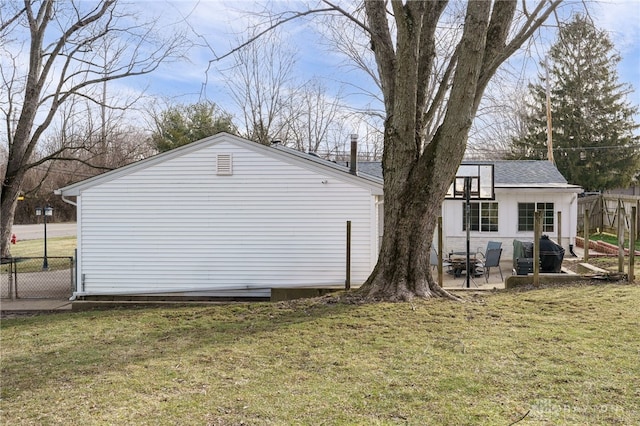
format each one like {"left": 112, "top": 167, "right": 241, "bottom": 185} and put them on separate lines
{"left": 345, "top": 221, "right": 351, "bottom": 290}
{"left": 584, "top": 209, "right": 590, "bottom": 263}
{"left": 73, "top": 249, "right": 77, "bottom": 294}
{"left": 600, "top": 195, "right": 605, "bottom": 232}
{"left": 13, "top": 258, "right": 19, "bottom": 299}
{"left": 437, "top": 216, "right": 443, "bottom": 287}
{"left": 557, "top": 211, "right": 562, "bottom": 249}
{"left": 629, "top": 207, "right": 636, "bottom": 282}
{"left": 637, "top": 200, "right": 640, "bottom": 240}
{"left": 6, "top": 258, "right": 15, "bottom": 300}
{"left": 534, "top": 211, "right": 542, "bottom": 287}
{"left": 618, "top": 200, "right": 625, "bottom": 273}
{"left": 70, "top": 257, "right": 75, "bottom": 295}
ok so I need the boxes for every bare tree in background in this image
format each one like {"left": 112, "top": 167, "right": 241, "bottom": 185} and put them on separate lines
{"left": 221, "top": 26, "right": 373, "bottom": 160}
{"left": 39, "top": 83, "right": 154, "bottom": 171}
{"left": 467, "top": 83, "right": 530, "bottom": 159}
{"left": 0, "top": 0, "right": 188, "bottom": 257}
{"left": 19, "top": 95, "right": 153, "bottom": 200}
{"left": 40, "top": 97, "right": 155, "bottom": 178}
{"left": 224, "top": 30, "right": 298, "bottom": 145}
{"left": 353, "top": 115, "right": 384, "bottom": 161}
{"left": 277, "top": 78, "right": 347, "bottom": 153}
{"left": 13, "top": 120, "right": 152, "bottom": 225}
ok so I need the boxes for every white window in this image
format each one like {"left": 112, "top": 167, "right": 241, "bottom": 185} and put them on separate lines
{"left": 462, "top": 202, "right": 499, "bottom": 232}
{"left": 518, "top": 202, "right": 554, "bottom": 232}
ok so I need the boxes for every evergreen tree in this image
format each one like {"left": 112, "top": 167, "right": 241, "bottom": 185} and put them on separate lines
{"left": 509, "top": 15, "right": 639, "bottom": 191}
{"left": 151, "top": 102, "right": 238, "bottom": 152}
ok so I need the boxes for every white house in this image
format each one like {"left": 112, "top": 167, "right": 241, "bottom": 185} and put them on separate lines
{"left": 440, "top": 161, "right": 582, "bottom": 259}
{"left": 57, "top": 133, "right": 581, "bottom": 299}
{"left": 56, "top": 133, "right": 383, "bottom": 299}
{"left": 360, "top": 160, "right": 583, "bottom": 260}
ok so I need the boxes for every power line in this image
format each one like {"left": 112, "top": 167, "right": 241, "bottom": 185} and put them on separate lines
{"left": 551, "top": 144, "right": 640, "bottom": 152}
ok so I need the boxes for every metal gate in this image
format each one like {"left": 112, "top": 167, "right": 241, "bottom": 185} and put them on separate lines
{"left": 1, "top": 257, "right": 74, "bottom": 299}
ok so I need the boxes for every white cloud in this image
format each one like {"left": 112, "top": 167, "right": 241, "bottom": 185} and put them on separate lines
{"left": 594, "top": 0, "right": 640, "bottom": 51}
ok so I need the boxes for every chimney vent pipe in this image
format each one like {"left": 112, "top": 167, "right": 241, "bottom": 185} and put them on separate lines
{"left": 349, "top": 134, "right": 358, "bottom": 175}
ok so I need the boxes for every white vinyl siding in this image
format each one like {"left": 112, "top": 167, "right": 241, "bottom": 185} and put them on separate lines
{"left": 77, "top": 140, "right": 377, "bottom": 296}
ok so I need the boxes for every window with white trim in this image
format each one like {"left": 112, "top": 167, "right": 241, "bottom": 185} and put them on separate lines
{"left": 462, "top": 202, "right": 499, "bottom": 232}
{"left": 518, "top": 202, "right": 554, "bottom": 232}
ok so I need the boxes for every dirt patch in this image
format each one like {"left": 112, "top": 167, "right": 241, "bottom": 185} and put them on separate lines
{"left": 565, "top": 256, "right": 628, "bottom": 272}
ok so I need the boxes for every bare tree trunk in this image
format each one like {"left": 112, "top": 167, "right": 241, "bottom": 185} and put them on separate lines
{"left": 357, "top": 1, "right": 488, "bottom": 300}
{"left": 0, "top": 172, "right": 23, "bottom": 258}
{"left": 361, "top": 145, "right": 456, "bottom": 300}
{"left": 357, "top": 0, "right": 560, "bottom": 300}
{"left": 359, "top": 122, "right": 470, "bottom": 300}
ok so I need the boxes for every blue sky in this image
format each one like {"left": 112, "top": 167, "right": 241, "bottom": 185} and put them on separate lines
{"left": 2, "top": 0, "right": 639, "bottom": 145}
{"left": 129, "top": 1, "right": 381, "bottom": 112}
{"left": 129, "top": 0, "right": 640, "bottom": 117}
{"left": 594, "top": 0, "right": 640, "bottom": 105}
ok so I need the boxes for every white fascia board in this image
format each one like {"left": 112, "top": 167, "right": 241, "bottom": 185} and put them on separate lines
{"left": 497, "top": 184, "right": 583, "bottom": 192}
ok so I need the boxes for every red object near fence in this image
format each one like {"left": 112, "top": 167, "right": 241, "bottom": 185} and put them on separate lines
{"left": 11, "top": 233, "right": 17, "bottom": 244}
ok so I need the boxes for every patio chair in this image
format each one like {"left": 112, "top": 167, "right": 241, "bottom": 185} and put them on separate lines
{"left": 477, "top": 247, "right": 503, "bottom": 283}
{"left": 430, "top": 248, "right": 451, "bottom": 272}
{"left": 477, "top": 241, "right": 502, "bottom": 260}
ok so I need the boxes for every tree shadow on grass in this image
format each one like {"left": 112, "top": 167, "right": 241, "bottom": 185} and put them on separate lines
{"left": 0, "top": 294, "right": 382, "bottom": 400}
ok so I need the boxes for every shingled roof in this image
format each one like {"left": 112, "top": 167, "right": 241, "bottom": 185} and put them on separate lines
{"left": 354, "top": 160, "right": 576, "bottom": 187}
{"left": 468, "top": 160, "right": 568, "bottom": 185}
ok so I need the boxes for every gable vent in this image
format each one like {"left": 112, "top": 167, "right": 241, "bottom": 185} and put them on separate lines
{"left": 216, "top": 154, "right": 233, "bottom": 176}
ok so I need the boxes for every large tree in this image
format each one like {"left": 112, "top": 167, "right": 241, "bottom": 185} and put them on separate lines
{"left": 215, "top": 1, "right": 565, "bottom": 300}
{"left": 0, "top": 0, "right": 187, "bottom": 257}
{"left": 351, "top": 1, "right": 564, "bottom": 299}
{"left": 509, "top": 14, "right": 640, "bottom": 191}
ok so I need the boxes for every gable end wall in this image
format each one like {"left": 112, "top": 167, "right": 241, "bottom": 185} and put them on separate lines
{"left": 77, "top": 141, "right": 376, "bottom": 295}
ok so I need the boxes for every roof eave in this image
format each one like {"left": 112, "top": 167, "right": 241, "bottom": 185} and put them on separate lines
{"left": 498, "top": 184, "right": 583, "bottom": 191}
{"left": 56, "top": 133, "right": 384, "bottom": 196}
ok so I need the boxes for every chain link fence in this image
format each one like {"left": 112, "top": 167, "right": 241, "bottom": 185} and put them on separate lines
{"left": 1, "top": 257, "right": 74, "bottom": 299}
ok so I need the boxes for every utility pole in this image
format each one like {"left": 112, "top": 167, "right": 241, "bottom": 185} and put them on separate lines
{"left": 545, "top": 57, "right": 555, "bottom": 165}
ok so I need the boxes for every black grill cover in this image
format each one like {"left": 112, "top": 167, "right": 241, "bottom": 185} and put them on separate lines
{"left": 539, "top": 235, "right": 565, "bottom": 273}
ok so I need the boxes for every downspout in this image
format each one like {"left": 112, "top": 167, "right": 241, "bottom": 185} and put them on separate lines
{"left": 54, "top": 190, "right": 78, "bottom": 299}
{"left": 54, "top": 190, "right": 77, "bottom": 207}
{"left": 569, "top": 193, "right": 578, "bottom": 257}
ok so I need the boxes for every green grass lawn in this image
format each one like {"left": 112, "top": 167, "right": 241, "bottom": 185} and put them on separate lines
{"left": 586, "top": 232, "right": 640, "bottom": 251}
{"left": 1, "top": 236, "right": 77, "bottom": 272}
{"left": 5, "top": 236, "right": 77, "bottom": 258}
{"left": 1, "top": 283, "right": 639, "bottom": 425}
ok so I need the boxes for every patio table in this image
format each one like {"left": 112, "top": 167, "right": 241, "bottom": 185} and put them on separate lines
{"left": 448, "top": 252, "right": 481, "bottom": 278}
